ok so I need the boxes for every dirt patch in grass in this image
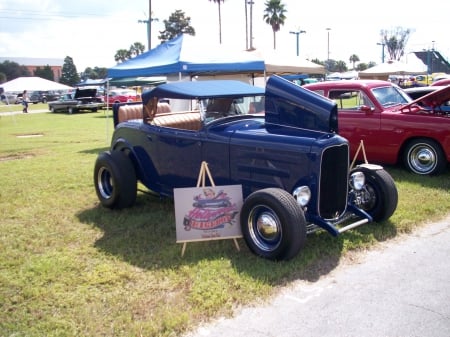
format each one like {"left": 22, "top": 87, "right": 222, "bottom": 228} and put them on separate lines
{"left": 0, "top": 153, "right": 36, "bottom": 161}
{"left": 15, "top": 133, "right": 44, "bottom": 138}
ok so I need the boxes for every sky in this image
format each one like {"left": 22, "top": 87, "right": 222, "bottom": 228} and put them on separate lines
{"left": 1, "top": 0, "right": 449, "bottom": 72}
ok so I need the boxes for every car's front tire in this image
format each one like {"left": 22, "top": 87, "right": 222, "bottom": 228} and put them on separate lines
{"left": 94, "top": 151, "right": 137, "bottom": 209}
{"left": 350, "top": 167, "right": 398, "bottom": 222}
{"left": 240, "top": 188, "right": 306, "bottom": 261}
{"left": 403, "top": 138, "right": 446, "bottom": 175}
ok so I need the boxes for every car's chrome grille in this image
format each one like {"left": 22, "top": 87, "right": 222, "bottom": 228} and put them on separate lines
{"left": 319, "top": 144, "right": 349, "bottom": 219}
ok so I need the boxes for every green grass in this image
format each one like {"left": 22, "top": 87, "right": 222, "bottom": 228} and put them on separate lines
{"left": 1, "top": 111, "right": 449, "bottom": 337}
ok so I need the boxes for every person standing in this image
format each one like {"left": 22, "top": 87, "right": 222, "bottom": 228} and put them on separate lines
{"left": 22, "top": 90, "right": 29, "bottom": 113}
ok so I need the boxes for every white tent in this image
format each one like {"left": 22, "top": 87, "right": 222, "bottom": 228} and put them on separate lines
{"left": 248, "top": 49, "right": 326, "bottom": 75}
{"left": 0, "top": 77, "right": 73, "bottom": 92}
{"left": 359, "top": 60, "right": 427, "bottom": 80}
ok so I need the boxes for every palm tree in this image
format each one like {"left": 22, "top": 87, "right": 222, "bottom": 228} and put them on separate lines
{"left": 263, "top": 0, "right": 287, "bottom": 50}
{"left": 349, "top": 54, "right": 360, "bottom": 70}
{"left": 209, "top": 0, "right": 225, "bottom": 44}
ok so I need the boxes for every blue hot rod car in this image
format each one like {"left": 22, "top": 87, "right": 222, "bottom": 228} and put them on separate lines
{"left": 94, "top": 75, "right": 398, "bottom": 260}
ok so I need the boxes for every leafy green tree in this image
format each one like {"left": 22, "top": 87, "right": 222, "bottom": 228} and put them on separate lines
{"left": 335, "top": 60, "right": 348, "bottom": 72}
{"left": 380, "top": 27, "right": 412, "bottom": 61}
{"left": 60, "top": 56, "right": 80, "bottom": 86}
{"left": 81, "top": 66, "right": 108, "bottom": 80}
{"left": 114, "top": 49, "right": 131, "bottom": 63}
{"left": 310, "top": 58, "right": 324, "bottom": 66}
{"left": 263, "top": 0, "right": 287, "bottom": 50}
{"left": 34, "top": 65, "right": 54, "bottom": 81}
{"left": 356, "top": 63, "right": 368, "bottom": 71}
{"left": 129, "top": 42, "right": 146, "bottom": 57}
{"left": 158, "top": 10, "right": 195, "bottom": 43}
{"left": 114, "top": 42, "right": 146, "bottom": 63}
{"left": 209, "top": 0, "right": 225, "bottom": 44}
{"left": 349, "top": 54, "right": 360, "bottom": 70}
{"left": 0, "top": 60, "right": 30, "bottom": 82}
{"left": 325, "top": 59, "right": 336, "bottom": 72}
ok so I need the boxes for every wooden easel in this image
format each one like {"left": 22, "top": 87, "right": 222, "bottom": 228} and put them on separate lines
{"left": 350, "top": 140, "right": 369, "bottom": 170}
{"left": 181, "top": 161, "right": 241, "bottom": 257}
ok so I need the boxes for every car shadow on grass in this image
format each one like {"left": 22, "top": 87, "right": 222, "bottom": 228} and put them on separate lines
{"left": 79, "top": 147, "right": 110, "bottom": 155}
{"left": 77, "top": 188, "right": 399, "bottom": 286}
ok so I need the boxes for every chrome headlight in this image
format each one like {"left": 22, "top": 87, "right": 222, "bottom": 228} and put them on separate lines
{"left": 350, "top": 171, "right": 365, "bottom": 190}
{"left": 293, "top": 186, "right": 311, "bottom": 207}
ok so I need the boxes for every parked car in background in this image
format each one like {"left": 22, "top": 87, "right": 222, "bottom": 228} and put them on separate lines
{"left": 404, "top": 86, "right": 450, "bottom": 113}
{"left": 431, "top": 78, "right": 450, "bottom": 87}
{"left": 48, "top": 88, "right": 105, "bottom": 114}
{"left": 303, "top": 80, "right": 450, "bottom": 175}
{"left": 29, "top": 91, "right": 61, "bottom": 103}
{"left": 413, "top": 75, "right": 433, "bottom": 86}
{"left": 0, "top": 92, "right": 21, "bottom": 104}
{"left": 93, "top": 75, "right": 398, "bottom": 261}
{"left": 105, "top": 89, "right": 138, "bottom": 105}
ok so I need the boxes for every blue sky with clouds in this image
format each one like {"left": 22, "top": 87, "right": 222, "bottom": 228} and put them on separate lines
{"left": 1, "top": 0, "right": 448, "bottom": 71}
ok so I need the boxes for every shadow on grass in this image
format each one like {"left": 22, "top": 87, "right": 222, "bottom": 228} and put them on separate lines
{"left": 79, "top": 147, "right": 110, "bottom": 155}
{"left": 77, "top": 188, "right": 400, "bottom": 286}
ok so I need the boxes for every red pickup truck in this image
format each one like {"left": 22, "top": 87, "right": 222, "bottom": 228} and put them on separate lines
{"left": 304, "top": 80, "right": 450, "bottom": 175}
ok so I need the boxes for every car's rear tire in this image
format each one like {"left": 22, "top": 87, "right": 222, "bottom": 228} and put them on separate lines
{"left": 68, "top": 107, "right": 74, "bottom": 114}
{"left": 240, "top": 188, "right": 306, "bottom": 261}
{"left": 94, "top": 151, "right": 137, "bottom": 209}
{"left": 49, "top": 106, "right": 55, "bottom": 113}
{"left": 351, "top": 167, "right": 398, "bottom": 222}
{"left": 403, "top": 138, "right": 446, "bottom": 175}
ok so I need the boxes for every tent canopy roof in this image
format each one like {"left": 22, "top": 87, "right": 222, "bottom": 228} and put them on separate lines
{"left": 248, "top": 50, "right": 325, "bottom": 75}
{"left": 108, "top": 34, "right": 265, "bottom": 78}
{"left": 359, "top": 60, "right": 427, "bottom": 77}
{"left": 0, "top": 77, "right": 73, "bottom": 92}
{"left": 108, "top": 34, "right": 326, "bottom": 79}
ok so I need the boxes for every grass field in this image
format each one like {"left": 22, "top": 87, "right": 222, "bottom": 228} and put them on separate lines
{"left": 1, "top": 109, "right": 449, "bottom": 337}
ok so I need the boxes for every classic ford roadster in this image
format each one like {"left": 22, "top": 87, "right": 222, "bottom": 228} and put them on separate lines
{"left": 94, "top": 75, "right": 398, "bottom": 260}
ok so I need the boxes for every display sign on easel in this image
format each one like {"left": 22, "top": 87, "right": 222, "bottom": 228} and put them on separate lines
{"left": 174, "top": 161, "right": 243, "bottom": 256}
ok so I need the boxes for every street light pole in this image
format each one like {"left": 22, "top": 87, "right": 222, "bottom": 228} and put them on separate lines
{"left": 289, "top": 29, "right": 306, "bottom": 56}
{"left": 326, "top": 28, "right": 331, "bottom": 72}
{"left": 377, "top": 42, "right": 385, "bottom": 63}
{"left": 248, "top": 1, "right": 254, "bottom": 50}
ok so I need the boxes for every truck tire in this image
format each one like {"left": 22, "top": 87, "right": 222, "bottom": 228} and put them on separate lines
{"left": 403, "top": 138, "right": 446, "bottom": 175}
{"left": 351, "top": 167, "right": 398, "bottom": 222}
{"left": 240, "top": 188, "right": 306, "bottom": 261}
{"left": 94, "top": 151, "right": 137, "bottom": 209}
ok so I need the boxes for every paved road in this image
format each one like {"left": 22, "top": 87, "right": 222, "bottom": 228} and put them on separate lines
{"left": 186, "top": 215, "right": 450, "bottom": 337}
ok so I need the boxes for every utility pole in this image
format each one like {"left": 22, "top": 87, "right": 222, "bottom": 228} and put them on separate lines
{"left": 148, "top": 0, "right": 151, "bottom": 49}
{"left": 138, "top": 0, "right": 156, "bottom": 50}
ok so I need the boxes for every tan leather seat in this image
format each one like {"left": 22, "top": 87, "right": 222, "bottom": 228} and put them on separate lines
{"left": 117, "top": 105, "right": 142, "bottom": 123}
{"left": 152, "top": 112, "right": 201, "bottom": 131}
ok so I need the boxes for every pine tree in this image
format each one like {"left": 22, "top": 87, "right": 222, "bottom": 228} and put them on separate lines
{"left": 60, "top": 56, "right": 80, "bottom": 86}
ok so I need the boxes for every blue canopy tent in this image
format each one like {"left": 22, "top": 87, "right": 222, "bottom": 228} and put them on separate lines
{"left": 107, "top": 34, "right": 265, "bottom": 79}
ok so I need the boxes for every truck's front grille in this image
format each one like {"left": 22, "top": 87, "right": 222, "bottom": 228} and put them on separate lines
{"left": 319, "top": 144, "right": 349, "bottom": 219}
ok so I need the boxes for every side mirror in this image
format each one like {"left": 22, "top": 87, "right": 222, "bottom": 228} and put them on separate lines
{"left": 360, "top": 105, "right": 374, "bottom": 113}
